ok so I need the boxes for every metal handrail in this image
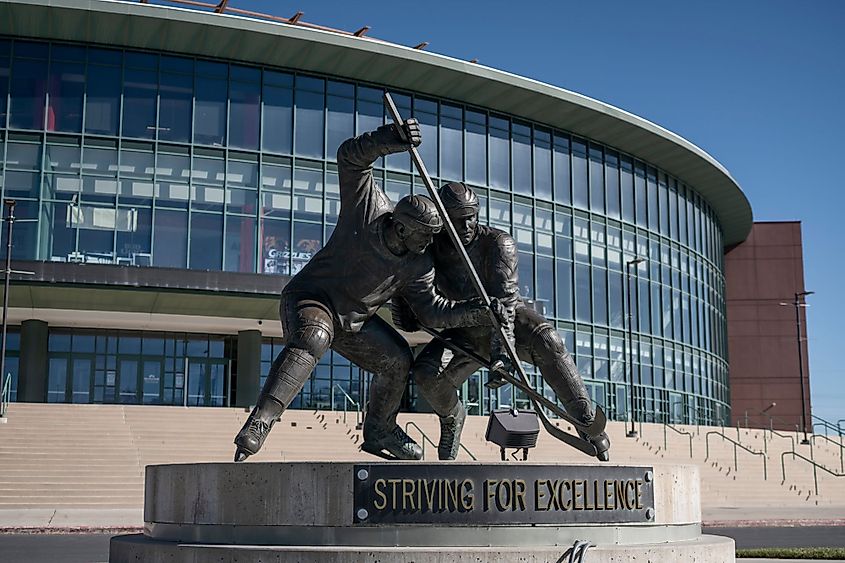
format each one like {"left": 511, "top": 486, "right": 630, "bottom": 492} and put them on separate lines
{"left": 404, "top": 421, "right": 476, "bottom": 461}
{"left": 705, "top": 431, "right": 767, "bottom": 480}
{"left": 330, "top": 384, "right": 361, "bottom": 427}
{"left": 0, "top": 373, "right": 10, "bottom": 418}
{"left": 781, "top": 449, "right": 845, "bottom": 496}
{"left": 663, "top": 422, "right": 694, "bottom": 458}
{"left": 763, "top": 427, "right": 796, "bottom": 456}
{"left": 741, "top": 409, "right": 799, "bottom": 434}
{"left": 810, "top": 433, "right": 845, "bottom": 473}
{"left": 812, "top": 415, "right": 843, "bottom": 437}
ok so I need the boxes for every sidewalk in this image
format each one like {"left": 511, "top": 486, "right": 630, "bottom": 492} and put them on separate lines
{"left": 703, "top": 505, "right": 845, "bottom": 527}
{"left": 0, "top": 509, "right": 142, "bottom": 531}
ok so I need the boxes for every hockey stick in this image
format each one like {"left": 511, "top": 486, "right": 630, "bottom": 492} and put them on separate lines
{"left": 384, "top": 93, "right": 606, "bottom": 454}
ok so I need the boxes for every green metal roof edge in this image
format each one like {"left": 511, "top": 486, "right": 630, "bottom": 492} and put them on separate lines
{"left": 0, "top": 0, "right": 753, "bottom": 246}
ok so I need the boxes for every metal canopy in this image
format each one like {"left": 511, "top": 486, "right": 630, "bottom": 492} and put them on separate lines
{"left": 0, "top": 0, "right": 753, "bottom": 245}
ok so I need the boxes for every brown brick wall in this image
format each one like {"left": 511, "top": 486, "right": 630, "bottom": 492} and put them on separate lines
{"left": 724, "top": 222, "right": 812, "bottom": 432}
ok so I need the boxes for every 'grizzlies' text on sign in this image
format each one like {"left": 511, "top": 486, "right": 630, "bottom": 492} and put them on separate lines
{"left": 353, "top": 464, "right": 655, "bottom": 525}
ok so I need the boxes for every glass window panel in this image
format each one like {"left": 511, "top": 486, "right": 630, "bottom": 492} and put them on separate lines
{"left": 6, "top": 142, "right": 41, "bottom": 170}
{"left": 10, "top": 58, "right": 47, "bottom": 129}
{"left": 0, "top": 40, "right": 9, "bottom": 125}
{"left": 189, "top": 212, "right": 223, "bottom": 270}
{"left": 41, "top": 201, "right": 76, "bottom": 261}
{"left": 440, "top": 103, "right": 462, "bottom": 181}
{"left": 225, "top": 215, "right": 256, "bottom": 273}
{"left": 82, "top": 146, "right": 118, "bottom": 176}
{"left": 413, "top": 98, "right": 437, "bottom": 177}
{"left": 292, "top": 222, "right": 322, "bottom": 275}
{"left": 555, "top": 259, "right": 572, "bottom": 320}
{"left": 226, "top": 160, "right": 258, "bottom": 188}
{"left": 536, "top": 256, "right": 554, "bottom": 317}
{"left": 489, "top": 116, "right": 509, "bottom": 190}
{"left": 88, "top": 47, "right": 121, "bottom": 66}
{"left": 76, "top": 205, "right": 115, "bottom": 259}
{"left": 226, "top": 187, "right": 257, "bottom": 215}
{"left": 572, "top": 139, "right": 588, "bottom": 209}
{"left": 261, "top": 191, "right": 291, "bottom": 219}
{"left": 263, "top": 80, "right": 293, "bottom": 154}
{"left": 191, "top": 157, "right": 224, "bottom": 185}
{"left": 534, "top": 128, "right": 552, "bottom": 200}
{"left": 385, "top": 176, "right": 411, "bottom": 202}
{"left": 620, "top": 156, "right": 634, "bottom": 222}
{"left": 669, "top": 183, "right": 679, "bottom": 240}
{"left": 465, "top": 110, "right": 487, "bottom": 186}
{"left": 634, "top": 163, "right": 647, "bottom": 226}
{"left": 125, "top": 51, "right": 156, "bottom": 70}
{"left": 45, "top": 144, "right": 80, "bottom": 174}
{"left": 47, "top": 60, "right": 84, "bottom": 133}
{"left": 488, "top": 197, "right": 510, "bottom": 229}
{"left": 609, "top": 270, "right": 623, "bottom": 329}
{"left": 385, "top": 93, "right": 411, "bottom": 172}
{"left": 575, "top": 262, "right": 591, "bottom": 323}
{"left": 194, "top": 75, "right": 227, "bottom": 146}
{"left": 589, "top": 146, "right": 604, "bottom": 213}
{"left": 48, "top": 357, "right": 67, "bottom": 402}
{"left": 647, "top": 168, "right": 658, "bottom": 231}
{"left": 553, "top": 134, "right": 571, "bottom": 205}
{"left": 230, "top": 77, "right": 260, "bottom": 150}
{"left": 122, "top": 68, "right": 157, "bottom": 139}
{"left": 6, "top": 171, "right": 40, "bottom": 199}
{"left": 295, "top": 83, "right": 325, "bottom": 158}
{"left": 191, "top": 184, "right": 224, "bottom": 212}
{"left": 260, "top": 218, "right": 291, "bottom": 275}
{"left": 293, "top": 165, "right": 324, "bottom": 221}
{"left": 116, "top": 206, "right": 151, "bottom": 265}
{"left": 326, "top": 82, "right": 354, "bottom": 161}
{"left": 159, "top": 71, "right": 192, "bottom": 143}
{"left": 658, "top": 173, "right": 669, "bottom": 235}
{"left": 153, "top": 208, "right": 187, "bottom": 268}
{"left": 517, "top": 251, "right": 534, "bottom": 300}
{"left": 606, "top": 151, "right": 620, "bottom": 219}
{"left": 512, "top": 122, "right": 531, "bottom": 196}
{"left": 593, "top": 267, "right": 608, "bottom": 325}
{"left": 81, "top": 176, "right": 118, "bottom": 204}
{"left": 554, "top": 211, "right": 572, "bottom": 260}
{"left": 85, "top": 64, "right": 121, "bottom": 136}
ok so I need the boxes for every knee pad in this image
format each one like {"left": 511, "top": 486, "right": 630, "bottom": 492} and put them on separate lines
{"left": 286, "top": 316, "right": 333, "bottom": 359}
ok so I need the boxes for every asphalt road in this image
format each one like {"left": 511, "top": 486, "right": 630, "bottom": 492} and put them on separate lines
{"left": 704, "top": 526, "right": 845, "bottom": 549}
{"left": 0, "top": 527, "right": 843, "bottom": 562}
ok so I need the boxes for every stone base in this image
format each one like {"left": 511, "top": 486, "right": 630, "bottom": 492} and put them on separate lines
{"left": 111, "top": 533, "right": 735, "bottom": 562}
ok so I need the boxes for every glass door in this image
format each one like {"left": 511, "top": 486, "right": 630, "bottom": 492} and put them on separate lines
{"left": 71, "top": 357, "right": 93, "bottom": 403}
{"left": 142, "top": 359, "right": 164, "bottom": 404}
{"left": 462, "top": 373, "right": 482, "bottom": 415}
{"left": 186, "top": 358, "right": 229, "bottom": 406}
{"left": 117, "top": 357, "right": 139, "bottom": 404}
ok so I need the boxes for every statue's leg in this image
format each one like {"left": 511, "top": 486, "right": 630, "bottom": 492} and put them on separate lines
{"left": 234, "top": 295, "right": 334, "bottom": 461}
{"left": 332, "top": 315, "right": 421, "bottom": 460}
{"left": 413, "top": 329, "right": 485, "bottom": 460}
{"left": 514, "top": 305, "right": 610, "bottom": 461}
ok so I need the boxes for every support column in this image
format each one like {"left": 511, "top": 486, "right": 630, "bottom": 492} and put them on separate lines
{"left": 235, "top": 330, "right": 262, "bottom": 408}
{"left": 18, "top": 319, "right": 48, "bottom": 403}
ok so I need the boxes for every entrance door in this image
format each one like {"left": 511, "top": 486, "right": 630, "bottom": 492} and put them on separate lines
{"left": 71, "top": 357, "right": 93, "bottom": 404}
{"left": 142, "top": 359, "right": 164, "bottom": 404}
{"left": 117, "top": 357, "right": 139, "bottom": 404}
{"left": 186, "top": 359, "right": 229, "bottom": 407}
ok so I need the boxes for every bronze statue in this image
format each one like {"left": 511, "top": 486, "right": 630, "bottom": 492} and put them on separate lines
{"left": 396, "top": 182, "right": 611, "bottom": 461}
{"left": 234, "top": 121, "right": 493, "bottom": 462}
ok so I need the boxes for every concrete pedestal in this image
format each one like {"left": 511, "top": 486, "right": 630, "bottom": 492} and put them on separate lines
{"left": 110, "top": 462, "right": 735, "bottom": 562}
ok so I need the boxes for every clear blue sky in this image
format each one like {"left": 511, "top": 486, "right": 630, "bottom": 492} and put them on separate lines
{"left": 232, "top": 0, "right": 844, "bottom": 425}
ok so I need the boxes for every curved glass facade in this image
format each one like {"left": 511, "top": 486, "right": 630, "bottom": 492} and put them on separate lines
{"left": 0, "top": 38, "right": 730, "bottom": 424}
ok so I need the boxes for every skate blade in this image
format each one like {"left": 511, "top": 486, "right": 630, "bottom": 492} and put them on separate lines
{"left": 360, "top": 442, "right": 401, "bottom": 461}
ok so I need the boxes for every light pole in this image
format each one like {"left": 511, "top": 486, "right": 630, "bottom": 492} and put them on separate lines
{"left": 0, "top": 200, "right": 16, "bottom": 402}
{"left": 780, "top": 291, "right": 813, "bottom": 445}
{"left": 625, "top": 256, "right": 645, "bottom": 438}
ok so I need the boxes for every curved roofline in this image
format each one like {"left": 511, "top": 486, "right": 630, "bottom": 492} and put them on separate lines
{"left": 0, "top": 0, "right": 752, "bottom": 245}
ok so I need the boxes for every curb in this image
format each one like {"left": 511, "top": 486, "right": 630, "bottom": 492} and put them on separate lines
{"left": 704, "top": 519, "right": 845, "bottom": 528}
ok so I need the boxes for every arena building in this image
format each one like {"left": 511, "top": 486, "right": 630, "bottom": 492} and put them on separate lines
{"left": 0, "top": 0, "right": 760, "bottom": 428}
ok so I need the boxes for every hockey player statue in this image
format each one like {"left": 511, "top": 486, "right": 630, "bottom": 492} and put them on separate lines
{"left": 394, "top": 182, "right": 611, "bottom": 462}
{"left": 233, "top": 120, "right": 494, "bottom": 462}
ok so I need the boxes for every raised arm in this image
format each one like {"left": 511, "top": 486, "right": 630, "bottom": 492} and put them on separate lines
{"left": 336, "top": 120, "right": 420, "bottom": 211}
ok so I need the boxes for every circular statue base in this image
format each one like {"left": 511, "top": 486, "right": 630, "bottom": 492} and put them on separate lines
{"left": 109, "top": 462, "right": 734, "bottom": 563}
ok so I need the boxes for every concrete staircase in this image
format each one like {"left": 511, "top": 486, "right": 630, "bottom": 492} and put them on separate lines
{"left": 1, "top": 403, "right": 843, "bottom": 519}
